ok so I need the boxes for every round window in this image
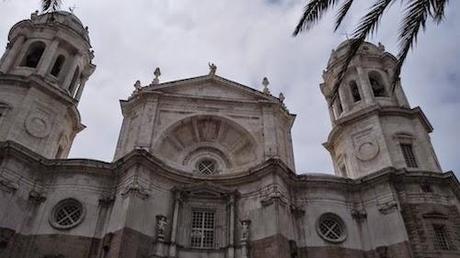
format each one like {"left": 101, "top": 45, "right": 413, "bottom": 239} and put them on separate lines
{"left": 50, "top": 198, "right": 85, "bottom": 230}
{"left": 316, "top": 213, "right": 347, "bottom": 243}
{"left": 196, "top": 159, "right": 217, "bottom": 175}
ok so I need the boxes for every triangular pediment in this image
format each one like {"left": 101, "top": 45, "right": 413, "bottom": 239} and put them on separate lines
{"left": 149, "top": 75, "right": 278, "bottom": 103}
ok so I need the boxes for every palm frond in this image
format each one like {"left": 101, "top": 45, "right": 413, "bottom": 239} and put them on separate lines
{"left": 431, "top": 0, "right": 448, "bottom": 23}
{"left": 330, "top": 0, "right": 394, "bottom": 103}
{"left": 293, "top": 0, "right": 340, "bottom": 36}
{"left": 392, "top": 0, "right": 432, "bottom": 89}
{"left": 334, "top": 0, "right": 354, "bottom": 31}
{"left": 42, "top": 0, "right": 62, "bottom": 12}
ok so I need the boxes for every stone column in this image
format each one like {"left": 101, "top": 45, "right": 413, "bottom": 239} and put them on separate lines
{"left": 168, "top": 192, "right": 181, "bottom": 258}
{"left": 338, "top": 86, "right": 350, "bottom": 113}
{"left": 37, "top": 39, "right": 59, "bottom": 76}
{"left": 262, "top": 105, "right": 278, "bottom": 158}
{"left": 356, "top": 66, "right": 374, "bottom": 104}
{"left": 0, "top": 35, "right": 26, "bottom": 73}
{"left": 62, "top": 54, "right": 80, "bottom": 91}
{"left": 227, "top": 196, "right": 235, "bottom": 258}
{"left": 74, "top": 76, "right": 88, "bottom": 101}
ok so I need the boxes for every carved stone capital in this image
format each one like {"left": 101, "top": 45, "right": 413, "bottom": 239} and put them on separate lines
{"left": 121, "top": 180, "right": 149, "bottom": 200}
{"left": 28, "top": 190, "right": 46, "bottom": 204}
{"left": 0, "top": 178, "right": 18, "bottom": 193}
{"left": 351, "top": 209, "right": 367, "bottom": 221}
{"left": 378, "top": 201, "right": 398, "bottom": 215}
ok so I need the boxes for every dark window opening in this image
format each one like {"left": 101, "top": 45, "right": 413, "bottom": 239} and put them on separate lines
{"left": 50, "top": 55, "right": 65, "bottom": 77}
{"left": 369, "top": 72, "right": 387, "bottom": 97}
{"left": 433, "top": 224, "right": 450, "bottom": 250}
{"left": 421, "top": 183, "right": 432, "bottom": 193}
{"left": 349, "top": 81, "right": 361, "bottom": 102}
{"left": 55, "top": 146, "right": 63, "bottom": 159}
{"left": 400, "top": 143, "right": 418, "bottom": 168}
{"left": 21, "top": 42, "right": 46, "bottom": 68}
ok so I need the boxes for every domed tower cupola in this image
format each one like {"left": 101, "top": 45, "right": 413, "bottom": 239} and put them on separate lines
{"left": 0, "top": 11, "right": 96, "bottom": 159}
{"left": 321, "top": 41, "right": 441, "bottom": 178}
{"left": 0, "top": 10, "right": 95, "bottom": 101}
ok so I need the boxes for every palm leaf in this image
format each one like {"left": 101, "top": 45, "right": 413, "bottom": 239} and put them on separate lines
{"left": 334, "top": 0, "right": 354, "bottom": 31}
{"left": 392, "top": 0, "right": 432, "bottom": 89}
{"left": 431, "top": 0, "right": 448, "bottom": 23}
{"left": 330, "top": 0, "right": 394, "bottom": 104}
{"left": 42, "top": 0, "right": 62, "bottom": 12}
{"left": 293, "top": 0, "right": 341, "bottom": 36}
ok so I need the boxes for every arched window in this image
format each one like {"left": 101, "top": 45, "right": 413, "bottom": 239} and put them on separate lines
{"left": 368, "top": 72, "right": 387, "bottom": 97}
{"left": 349, "top": 80, "right": 361, "bottom": 102}
{"left": 20, "top": 41, "right": 46, "bottom": 68}
{"left": 50, "top": 55, "right": 66, "bottom": 77}
{"left": 68, "top": 67, "right": 80, "bottom": 95}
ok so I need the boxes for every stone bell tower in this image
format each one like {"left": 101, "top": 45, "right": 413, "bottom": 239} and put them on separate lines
{"left": 321, "top": 41, "right": 441, "bottom": 178}
{"left": 0, "top": 11, "right": 95, "bottom": 158}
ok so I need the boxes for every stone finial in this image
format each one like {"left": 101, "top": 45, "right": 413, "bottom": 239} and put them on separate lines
{"left": 134, "top": 80, "right": 142, "bottom": 91}
{"left": 156, "top": 215, "right": 168, "bottom": 241}
{"left": 152, "top": 67, "right": 161, "bottom": 84}
{"left": 279, "top": 92, "right": 285, "bottom": 103}
{"left": 31, "top": 10, "right": 39, "bottom": 20}
{"left": 262, "top": 77, "right": 271, "bottom": 95}
{"left": 378, "top": 42, "right": 385, "bottom": 52}
{"left": 208, "top": 62, "right": 217, "bottom": 75}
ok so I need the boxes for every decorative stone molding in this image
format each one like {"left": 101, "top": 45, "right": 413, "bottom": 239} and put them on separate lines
{"left": 260, "top": 185, "right": 288, "bottom": 207}
{"left": 28, "top": 189, "right": 46, "bottom": 204}
{"left": 351, "top": 208, "right": 367, "bottom": 221}
{"left": 0, "top": 178, "right": 18, "bottom": 193}
{"left": 290, "top": 204, "right": 305, "bottom": 217}
{"left": 24, "top": 113, "right": 51, "bottom": 138}
{"left": 99, "top": 193, "right": 116, "bottom": 206}
{"left": 121, "top": 178, "right": 149, "bottom": 200}
{"left": 156, "top": 215, "right": 168, "bottom": 241}
{"left": 378, "top": 201, "right": 398, "bottom": 215}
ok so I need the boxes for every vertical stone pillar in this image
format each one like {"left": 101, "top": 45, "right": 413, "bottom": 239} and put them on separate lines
{"left": 62, "top": 54, "right": 80, "bottom": 91}
{"left": 74, "top": 76, "right": 88, "bottom": 101}
{"left": 37, "top": 39, "right": 59, "bottom": 76}
{"left": 0, "top": 35, "right": 26, "bottom": 73}
{"left": 356, "top": 66, "right": 374, "bottom": 104}
{"left": 168, "top": 192, "right": 181, "bottom": 258}
{"left": 227, "top": 196, "right": 235, "bottom": 258}
{"left": 338, "top": 86, "right": 350, "bottom": 112}
{"left": 262, "top": 105, "right": 278, "bottom": 158}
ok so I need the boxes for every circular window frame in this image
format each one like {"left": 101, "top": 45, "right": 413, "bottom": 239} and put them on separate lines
{"left": 49, "top": 198, "right": 86, "bottom": 230}
{"left": 316, "top": 213, "right": 347, "bottom": 243}
{"left": 195, "top": 158, "right": 218, "bottom": 176}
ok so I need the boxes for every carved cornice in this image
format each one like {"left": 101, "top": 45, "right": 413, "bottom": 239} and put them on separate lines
{"left": 28, "top": 189, "right": 46, "bottom": 203}
{"left": 0, "top": 177, "right": 18, "bottom": 193}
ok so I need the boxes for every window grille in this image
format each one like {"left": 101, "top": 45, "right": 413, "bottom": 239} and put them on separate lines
{"left": 400, "top": 143, "right": 418, "bottom": 168}
{"left": 50, "top": 198, "right": 85, "bottom": 229}
{"left": 191, "top": 210, "right": 215, "bottom": 248}
{"left": 197, "top": 159, "right": 217, "bottom": 175}
{"left": 317, "top": 213, "right": 346, "bottom": 242}
{"left": 433, "top": 224, "right": 450, "bottom": 250}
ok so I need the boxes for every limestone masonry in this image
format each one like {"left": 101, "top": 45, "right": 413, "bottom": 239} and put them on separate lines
{"left": 0, "top": 11, "right": 458, "bottom": 258}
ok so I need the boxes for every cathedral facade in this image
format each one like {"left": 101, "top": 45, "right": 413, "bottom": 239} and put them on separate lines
{"left": 0, "top": 11, "right": 459, "bottom": 258}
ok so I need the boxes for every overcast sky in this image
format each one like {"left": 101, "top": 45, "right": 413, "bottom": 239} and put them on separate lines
{"left": 0, "top": 0, "right": 458, "bottom": 176}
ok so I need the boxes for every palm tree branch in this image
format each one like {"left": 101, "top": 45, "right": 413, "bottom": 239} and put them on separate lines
{"left": 431, "top": 0, "right": 448, "bottom": 23}
{"left": 42, "top": 0, "right": 62, "bottom": 12}
{"left": 293, "top": 0, "right": 340, "bottom": 36}
{"left": 329, "top": 0, "right": 394, "bottom": 104}
{"left": 392, "top": 0, "right": 432, "bottom": 90}
{"left": 334, "top": 0, "right": 354, "bottom": 31}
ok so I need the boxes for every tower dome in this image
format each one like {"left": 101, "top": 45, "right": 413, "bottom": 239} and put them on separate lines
{"left": 0, "top": 11, "right": 96, "bottom": 158}
{"left": 321, "top": 41, "right": 441, "bottom": 178}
